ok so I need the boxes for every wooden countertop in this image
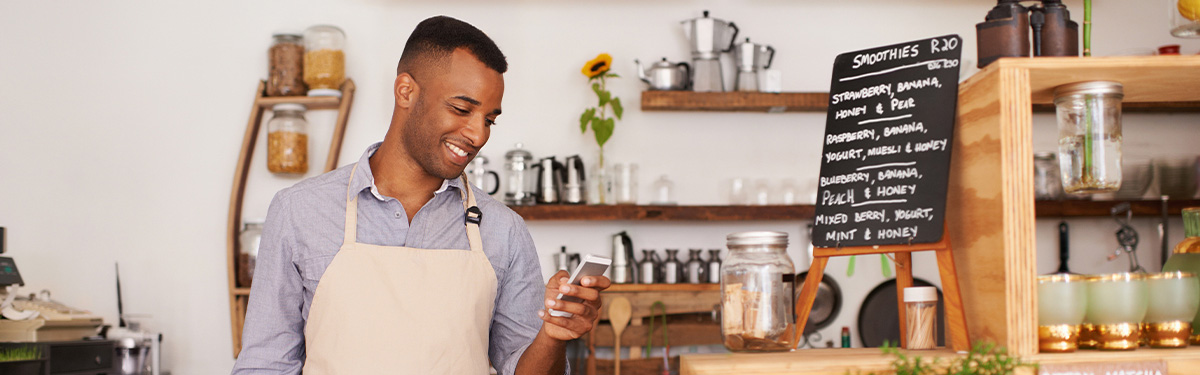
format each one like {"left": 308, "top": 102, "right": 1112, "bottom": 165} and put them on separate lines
{"left": 680, "top": 346, "right": 1200, "bottom": 375}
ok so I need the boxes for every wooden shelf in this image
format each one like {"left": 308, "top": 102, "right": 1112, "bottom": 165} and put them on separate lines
{"left": 256, "top": 95, "right": 341, "bottom": 110}
{"left": 640, "top": 91, "right": 829, "bottom": 113}
{"left": 1036, "top": 199, "right": 1200, "bottom": 217}
{"left": 510, "top": 200, "right": 1198, "bottom": 221}
{"left": 510, "top": 204, "right": 813, "bottom": 221}
{"left": 681, "top": 346, "right": 1200, "bottom": 375}
{"left": 605, "top": 283, "right": 719, "bottom": 292}
{"left": 1032, "top": 101, "right": 1200, "bottom": 113}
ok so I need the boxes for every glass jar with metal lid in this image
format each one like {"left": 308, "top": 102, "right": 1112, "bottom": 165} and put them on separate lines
{"left": 1054, "top": 81, "right": 1124, "bottom": 194}
{"left": 267, "top": 33, "right": 306, "bottom": 97}
{"left": 267, "top": 103, "right": 309, "bottom": 174}
{"left": 303, "top": 25, "right": 346, "bottom": 97}
{"left": 721, "top": 231, "right": 795, "bottom": 352}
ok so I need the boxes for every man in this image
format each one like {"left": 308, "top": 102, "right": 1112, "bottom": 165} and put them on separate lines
{"left": 232, "top": 16, "right": 609, "bottom": 374}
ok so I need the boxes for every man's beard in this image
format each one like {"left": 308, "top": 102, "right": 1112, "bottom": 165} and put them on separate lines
{"left": 402, "top": 96, "right": 461, "bottom": 180}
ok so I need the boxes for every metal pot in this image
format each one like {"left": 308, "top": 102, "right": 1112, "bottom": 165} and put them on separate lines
{"left": 635, "top": 58, "right": 691, "bottom": 90}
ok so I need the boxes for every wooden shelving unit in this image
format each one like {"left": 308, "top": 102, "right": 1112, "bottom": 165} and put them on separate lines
{"left": 510, "top": 204, "right": 813, "bottom": 221}
{"left": 225, "top": 80, "right": 356, "bottom": 358}
{"left": 1035, "top": 199, "right": 1200, "bottom": 217}
{"left": 679, "top": 55, "right": 1200, "bottom": 374}
{"left": 639, "top": 90, "right": 1199, "bottom": 114}
{"left": 640, "top": 91, "right": 829, "bottom": 112}
{"left": 509, "top": 200, "right": 1200, "bottom": 221}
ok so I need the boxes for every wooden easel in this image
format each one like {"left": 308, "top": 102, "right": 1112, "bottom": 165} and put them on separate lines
{"left": 794, "top": 223, "right": 970, "bottom": 351}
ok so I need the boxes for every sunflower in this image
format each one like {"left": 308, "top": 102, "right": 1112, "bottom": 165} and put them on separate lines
{"left": 582, "top": 53, "right": 612, "bottom": 78}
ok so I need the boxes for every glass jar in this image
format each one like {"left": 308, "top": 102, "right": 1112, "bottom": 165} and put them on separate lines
{"left": 1169, "top": 0, "right": 1200, "bottom": 37}
{"left": 267, "top": 103, "right": 309, "bottom": 174}
{"left": 904, "top": 286, "right": 939, "bottom": 350}
{"left": 721, "top": 231, "right": 795, "bottom": 352}
{"left": 612, "top": 163, "right": 638, "bottom": 204}
{"left": 650, "top": 175, "right": 676, "bottom": 205}
{"left": 1054, "top": 81, "right": 1124, "bottom": 194}
{"left": 1163, "top": 207, "right": 1200, "bottom": 344}
{"left": 1034, "top": 152, "right": 1064, "bottom": 200}
{"left": 303, "top": 25, "right": 346, "bottom": 97}
{"left": 267, "top": 33, "right": 306, "bottom": 97}
{"left": 238, "top": 220, "right": 264, "bottom": 288}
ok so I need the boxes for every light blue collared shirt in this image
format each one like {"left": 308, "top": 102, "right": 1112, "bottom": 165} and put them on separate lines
{"left": 232, "top": 142, "right": 550, "bottom": 374}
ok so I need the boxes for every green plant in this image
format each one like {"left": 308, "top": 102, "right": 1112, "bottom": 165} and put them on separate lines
{"left": 0, "top": 345, "right": 41, "bottom": 362}
{"left": 578, "top": 53, "right": 624, "bottom": 166}
{"left": 850, "top": 342, "right": 1035, "bottom": 375}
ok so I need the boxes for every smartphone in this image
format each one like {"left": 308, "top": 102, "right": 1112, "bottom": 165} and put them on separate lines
{"left": 548, "top": 254, "right": 611, "bottom": 318}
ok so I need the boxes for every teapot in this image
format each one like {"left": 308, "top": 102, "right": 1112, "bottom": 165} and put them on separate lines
{"left": 635, "top": 58, "right": 691, "bottom": 91}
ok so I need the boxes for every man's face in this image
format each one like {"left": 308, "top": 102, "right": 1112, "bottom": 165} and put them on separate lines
{"left": 402, "top": 48, "right": 504, "bottom": 180}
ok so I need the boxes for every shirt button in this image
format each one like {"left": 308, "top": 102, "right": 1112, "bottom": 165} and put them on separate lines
{"left": 394, "top": 212, "right": 402, "bottom": 219}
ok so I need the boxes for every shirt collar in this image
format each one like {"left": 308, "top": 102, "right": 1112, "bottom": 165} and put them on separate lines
{"left": 352, "top": 142, "right": 464, "bottom": 202}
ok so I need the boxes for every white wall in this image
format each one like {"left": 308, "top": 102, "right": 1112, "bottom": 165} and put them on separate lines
{"left": 1, "top": 0, "right": 1197, "bottom": 373}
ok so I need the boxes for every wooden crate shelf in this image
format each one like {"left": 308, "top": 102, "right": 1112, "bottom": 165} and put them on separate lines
{"left": 679, "top": 55, "right": 1200, "bottom": 374}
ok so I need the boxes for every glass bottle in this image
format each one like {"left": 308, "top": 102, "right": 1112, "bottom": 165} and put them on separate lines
{"left": 663, "top": 249, "right": 683, "bottom": 284}
{"left": 721, "top": 231, "right": 796, "bottom": 352}
{"left": 1054, "top": 81, "right": 1124, "bottom": 194}
{"left": 267, "top": 33, "right": 306, "bottom": 97}
{"left": 1169, "top": 0, "right": 1200, "bottom": 37}
{"left": 685, "top": 249, "right": 705, "bottom": 284}
{"left": 707, "top": 249, "right": 723, "bottom": 283}
{"left": 1163, "top": 207, "right": 1200, "bottom": 344}
{"left": 651, "top": 175, "right": 676, "bottom": 205}
{"left": 303, "top": 25, "right": 346, "bottom": 97}
{"left": 267, "top": 103, "right": 309, "bottom": 174}
{"left": 1034, "top": 152, "right": 1064, "bottom": 200}
{"left": 238, "top": 220, "right": 264, "bottom": 288}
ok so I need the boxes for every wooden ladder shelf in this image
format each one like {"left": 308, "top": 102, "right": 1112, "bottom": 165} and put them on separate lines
{"left": 225, "top": 80, "right": 356, "bottom": 357}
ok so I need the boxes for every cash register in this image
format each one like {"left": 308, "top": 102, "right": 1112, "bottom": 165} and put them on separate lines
{"left": 0, "top": 228, "right": 125, "bottom": 375}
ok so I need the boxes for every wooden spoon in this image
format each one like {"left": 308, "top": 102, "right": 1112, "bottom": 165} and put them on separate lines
{"left": 608, "top": 297, "right": 632, "bottom": 375}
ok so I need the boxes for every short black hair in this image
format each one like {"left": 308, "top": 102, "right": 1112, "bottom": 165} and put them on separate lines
{"left": 396, "top": 16, "right": 507, "bottom": 76}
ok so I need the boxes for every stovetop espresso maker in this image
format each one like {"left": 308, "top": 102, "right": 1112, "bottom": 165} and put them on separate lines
{"left": 681, "top": 10, "right": 738, "bottom": 92}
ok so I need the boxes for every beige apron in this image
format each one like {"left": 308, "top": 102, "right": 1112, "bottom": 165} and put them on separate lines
{"left": 302, "top": 165, "right": 498, "bottom": 374}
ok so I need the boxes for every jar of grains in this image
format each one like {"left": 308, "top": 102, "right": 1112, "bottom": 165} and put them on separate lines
{"left": 267, "top": 103, "right": 309, "bottom": 174}
{"left": 721, "top": 231, "right": 796, "bottom": 352}
{"left": 267, "top": 33, "right": 306, "bottom": 97}
{"left": 303, "top": 25, "right": 346, "bottom": 97}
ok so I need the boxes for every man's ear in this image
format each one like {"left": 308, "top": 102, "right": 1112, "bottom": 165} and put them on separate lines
{"left": 394, "top": 73, "right": 419, "bottom": 109}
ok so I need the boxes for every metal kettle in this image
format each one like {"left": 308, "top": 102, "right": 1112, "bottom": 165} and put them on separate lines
{"left": 562, "top": 155, "right": 587, "bottom": 204}
{"left": 534, "top": 156, "right": 565, "bottom": 204}
{"left": 611, "top": 231, "right": 636, "bottom": 284}
{"left": 635, "top": 58, "right": 691, "bottom": 90}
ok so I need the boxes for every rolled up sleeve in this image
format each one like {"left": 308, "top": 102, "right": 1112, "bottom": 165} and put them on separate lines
{"left": 232, "top": 192, "right": 306, "bottom": 374}
{"left": 489, "top": 214, "right": 568, "bottom": 375}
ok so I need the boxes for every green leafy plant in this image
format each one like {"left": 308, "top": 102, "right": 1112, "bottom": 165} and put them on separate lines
{"left": 578, "top": 53, "right": 623, "bottom": 167}
{"left": 850, "top": 342, "right": 1035, "bottom": 375}
{"left": 0, "top": 346, "right": 42, "bottom": 362}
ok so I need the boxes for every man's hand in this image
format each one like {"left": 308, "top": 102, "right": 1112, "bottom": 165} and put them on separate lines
{"left": 536, "top": 270, "right": 612, "bottom": 341}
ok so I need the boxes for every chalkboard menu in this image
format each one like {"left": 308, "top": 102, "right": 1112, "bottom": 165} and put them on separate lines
{"left": 812, "top": 35, "right": 963, "bottom": 248}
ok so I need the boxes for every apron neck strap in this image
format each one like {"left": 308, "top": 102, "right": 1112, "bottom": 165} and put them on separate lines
{"left": 341, "top": 163, "right": 484, "bottom": 252}
{"left": 459, "top": 174, "right": 485, "bottom": 253}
